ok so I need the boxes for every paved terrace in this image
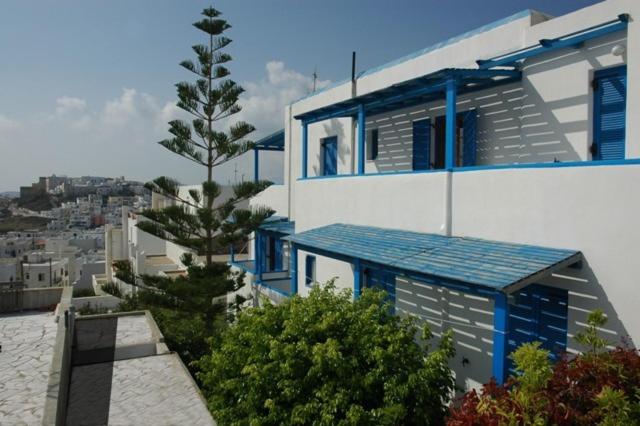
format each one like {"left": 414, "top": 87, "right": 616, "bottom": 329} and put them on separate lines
{"left": 0, "top": 310, "right": 58, "bottom": 424}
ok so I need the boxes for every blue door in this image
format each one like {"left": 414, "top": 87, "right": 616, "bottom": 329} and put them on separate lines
{"left": 274, "top": 239, "right": 283, "bottom": 271}
{"left": 365, "top": 268, "right": 396, "bottom": 312}
{"left": 593, "top": 66, "right": 626, "bottom": 160}
{"left": 507, "top": 284, "right": 568, "bottom": 372}
{"left": 322, "top": 137, "right": 338, "bottom": 176}
{"left": 412, "top": 119, "right": 431, "bottom": 170}
{"left": 462, "top": 110, "right": 477, "bottom": 167}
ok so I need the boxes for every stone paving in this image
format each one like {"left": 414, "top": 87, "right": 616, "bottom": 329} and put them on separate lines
{"left": 0, "top": 311, "right": 58, "bottom": 425}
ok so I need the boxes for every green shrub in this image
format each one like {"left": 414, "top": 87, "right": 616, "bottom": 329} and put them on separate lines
{"left": 72, "top": 287, "right": 96, "bottom": 298}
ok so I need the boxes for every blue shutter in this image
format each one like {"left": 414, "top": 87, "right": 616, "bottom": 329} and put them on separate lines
{"left": 412, "top": 119, "right": 431, "bottom": 170}
{"left": 371, "top": 129, "right": 379, "bottom": 160}
{"left": 305, "top": 255, "right": 315, "bottom": 286}
{"left": 274, "top": 239, "right": 283, "bottom": 271}
{"left": 365, "top": 268, "right": 396, "bottom": 312}
{"left": 322, "top": 137, "right": 338, "bottom": 176}
{"left": 594, "top": 66, "right": 626, "bottom": 160}
{"left": 462, "top": 109, "right": 477, "bottom": 167}
{"left": 507, "top": 284, "right": 568, "bottom": 373}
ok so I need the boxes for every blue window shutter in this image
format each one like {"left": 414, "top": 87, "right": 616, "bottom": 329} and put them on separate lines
{"left": 259, "top": 235, "right": 268, "bottom": 272}
{"left": 412, "top": 119, "right": 431, "bottom": 170}
{"left": 305, "top": 255, "right": 315, "bottom": 286}
{"left": 507, "top": 284, "right": 568, "bottom": 373}
{"left": 462, "top": 109, "right": 477, "bottom": 166}
{"left": 594, "top": 66, "right": 626, "bottom": 160}
{"left": 322, "top": 137, "right": 338, "bottom": 176}
{"left": 274, "top": 239, "right": 283, "bottom": 271}
{"left": 371, "top": 129, "right": 379, "bottom": 160}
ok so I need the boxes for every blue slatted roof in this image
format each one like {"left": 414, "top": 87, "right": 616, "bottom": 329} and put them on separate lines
{"left": 259, "top": 216, "right": 295, "bottom": 235}
{"left": 254, "top": 129, "right": 284, "bottom": 151}
{"left": 286, "top": 224, "right": 582, "bottom": 293}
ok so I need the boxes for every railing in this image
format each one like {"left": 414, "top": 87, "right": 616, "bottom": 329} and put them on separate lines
{"left": 0, "top": 282, "right": 25, "bottom": 313}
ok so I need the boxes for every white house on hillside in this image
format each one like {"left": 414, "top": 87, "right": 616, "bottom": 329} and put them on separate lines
{"left": 232, "top": 0, "right": 640, "bottom": 392}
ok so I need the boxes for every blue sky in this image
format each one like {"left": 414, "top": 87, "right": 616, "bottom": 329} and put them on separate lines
{"left": 0, "top": 0, "right": 600, "bottom": 191}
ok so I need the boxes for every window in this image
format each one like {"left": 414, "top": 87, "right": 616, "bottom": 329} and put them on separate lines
{"left": 38, "top": 273, "right": 45, "bottom": 282}
{"left": 592, "top": 65, "right": 626, "bottom": 160}
{"left": 321, "top": 137, "right": 338, "bottom": 176}
{"left": 368, "top": 129, "right": 379, "bottom": 160}
{"left": 305, "top": 255, "right": 316, "bottom": 286}
{"left": 25, "top": 273, "right": 30, "bottom": 280}
{"left": 433, "top": 110, "right": 477, "bottom": 169}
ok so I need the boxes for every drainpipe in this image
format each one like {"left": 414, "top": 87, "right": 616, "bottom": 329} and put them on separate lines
{"left": 351, "top": 51, "right": 357, "bottom": 174}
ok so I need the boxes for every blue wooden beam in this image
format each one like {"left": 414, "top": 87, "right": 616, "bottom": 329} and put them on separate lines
{"left": 253, "top": 148, "right": 259, "bottom": 183}
{"left": 477, "top": 15, "right": 629, "bottom": 69}
{"left": 353, "top": 258, "right": 362, "bottom": 299}
{"left": 290, "top": 244, "right": 298, "bottom": 295}
{"left": 445, "top": 78, "right": 457, "bottom": 170}
{"left": 301, "top": 122, "right": 308, "bottom": 179}
{"left": 492, "top": 292, "right": 510, "bottom": 384}
{"left": 357, "top": 104, "right": 366, "bottom": 175}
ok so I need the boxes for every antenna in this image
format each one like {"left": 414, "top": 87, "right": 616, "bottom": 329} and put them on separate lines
{"left": 312, "top": 67, "right": 318, "bottom": 92}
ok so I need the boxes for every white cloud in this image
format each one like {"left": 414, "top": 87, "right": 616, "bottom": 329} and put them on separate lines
{"left": 55, "top": 96, "right": 87, "bottom": 115}
{"left": 0, "top": 114, "right": 20, "bottom": 132}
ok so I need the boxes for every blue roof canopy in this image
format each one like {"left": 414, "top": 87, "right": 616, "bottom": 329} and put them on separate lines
{"left": 286, "top": 224, "right": 582, "bottom": 294}
{"left": 294, "top": 68, "right": 520, "bottom": 124}
{"left": 259, "top": 216, "right": 295, "bottom": 235}
{"left": 254, "top": 129, "right": 284, "bottom": 151}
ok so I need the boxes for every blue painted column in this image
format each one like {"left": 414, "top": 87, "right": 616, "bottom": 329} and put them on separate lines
{"left": 290, "top": 243, "right": 298, "bottom": 295}
{"left": 302, "top": 122, "right": 308, "bottom": 178}
{"left": 445, "top": 78, "right": 458, "bottom": 170}
{"left": 492, "top": 292, "right": 510, "bottom": 384}
{"left": 353, "top": 258, "right": 362, "bottom": 299}
{"left": 255, "top": 232, "right": 262, "bottom": 281}
{"left": 357, "top": 104, "right": 366, "bottom": 175}
{"left": 253, "top": 148, "right": 259, "bottom": 183}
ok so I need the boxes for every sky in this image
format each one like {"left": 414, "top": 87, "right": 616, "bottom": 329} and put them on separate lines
{"left": 0, "top": 0, "right": 601, "bottom": 192}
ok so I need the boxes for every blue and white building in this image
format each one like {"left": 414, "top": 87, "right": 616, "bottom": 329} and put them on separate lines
{"left": 236, "top": 0, "right": 639, "bottom": 391}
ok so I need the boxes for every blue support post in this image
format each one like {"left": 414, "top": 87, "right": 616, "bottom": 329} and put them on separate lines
{"left": 353, "top": 258, "right": 362, "bottom": 299}
{"left": 492, "top": 292, "right": 510, "bottom": 384}
{"left": 253, "top": 148, "right": 259, "bottom": 183}
{"left": 255, "top": 232, "right": 262, "bottom": 281}
{"left": 445, "top": 78, "right": 457, "bottom": 170}
{"left": 357, "top": 104, "right": 366, "bottom": 175}
{"left": 290, "top": 244, "right": 298, "bottom": 295}
{"left": 302, "top": 122, "right": 308, "bottom": 179}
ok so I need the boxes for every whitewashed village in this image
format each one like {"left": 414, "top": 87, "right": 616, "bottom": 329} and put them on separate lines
{"left": 1, "top": 0, "right": 639, "bottom": 424}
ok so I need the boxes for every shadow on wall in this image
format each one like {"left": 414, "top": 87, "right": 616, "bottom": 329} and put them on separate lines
{"left": 310, "top": 119, "right": 348, "bottom": 176}
{"left": 542, "top": 258, "right": 633, "bottom": 353}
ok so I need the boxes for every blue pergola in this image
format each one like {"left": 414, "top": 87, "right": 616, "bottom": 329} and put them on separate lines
{"left": 253, "top": 129, "right": 284, "bottom": 183}
{"left": 293, "top": 14, "right": 629, "bottom": 178}
{"left": 285, "top": 223, "right": 582, "bottom": 384}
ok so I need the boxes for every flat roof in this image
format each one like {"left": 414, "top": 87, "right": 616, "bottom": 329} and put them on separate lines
{"left": 0, "top": 311, "right": 58, "bottom": 424}
{"left": 287, "top": 224, "right": 582, "bottom": 294}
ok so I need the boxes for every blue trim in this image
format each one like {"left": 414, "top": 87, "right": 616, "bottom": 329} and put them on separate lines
{"left": 301, "top": 123, "right": 308, "bottom": 179}
{"left": 254, "top": 129, "right": 285, "bottom": 151}
{"left": 291, "top": 10, "right": 532, "bottom": 105}
{"left": 353, "top": 258, "right": 362, "bottom": 299}
{"left": 453, "top": 158, "right": 640, "bottom": 173}
{"left": 358, "top": 104, "right": 366, "bottom": 174}
{"left": 445, "top": 78, "right": 457, "bottom": 171}
{"left": 478, "top": 15, "right": 628, "bottom": 69}
{"left": 290, "top": 244, "right": 298, "bottom": 295}
{"left": 412, "top": 119, "right": 431, "bottom": 171}
{"left": 492, "top": 293, "right": 509, "bottom": 384}
{"left": 298, "top": 168, "right": 446, "bottom": 181}
{"left": 253, "top": 148, "right": 259, "bottom": 183}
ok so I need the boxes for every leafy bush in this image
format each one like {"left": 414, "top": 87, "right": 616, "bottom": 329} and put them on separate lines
{"left": 447, "top": 310, "right": 640, "bottom": 425}
{"left": 196, "top": 281, "right": 456, "bottom": 425}
{"left": 113, "top": 259, "right": 136, "bottom": 284}
{"left": 101, "top": 281, "right": 123, "bottom": 298}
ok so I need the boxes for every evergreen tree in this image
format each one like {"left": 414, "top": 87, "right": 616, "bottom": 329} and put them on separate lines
{"left": 132, "top": 6, "right": 273, "bottom": 318}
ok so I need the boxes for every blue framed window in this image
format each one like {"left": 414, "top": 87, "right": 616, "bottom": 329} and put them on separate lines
{"left": 368, "top": 129, "right": 379, "bottom": 160}
{"left": 593, "top": 65, "right": 626, "bottom": 161}
{"left": 305, "top": 255, "right": 316, "bottom": 286}
{"left": 321, "top": 136, "right": 338, "bottom": 176}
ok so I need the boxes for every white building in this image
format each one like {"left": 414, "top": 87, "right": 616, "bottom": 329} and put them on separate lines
{"left": 234, "top": 0, "right": 640, "bottom": 392}
{"left": 22, "top": 252, "right": 69, "bottom": 288}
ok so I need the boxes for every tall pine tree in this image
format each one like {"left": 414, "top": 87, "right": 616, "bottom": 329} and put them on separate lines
{"left": 133, "top": 6, "right": 273, "bottom": 320}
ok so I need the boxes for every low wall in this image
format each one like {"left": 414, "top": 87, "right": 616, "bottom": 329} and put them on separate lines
{"left": 73, "top": 295, "right": 122, "bottom": 311}
{"left": 23, "top": 287, "right": 64, "bottom": 310}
